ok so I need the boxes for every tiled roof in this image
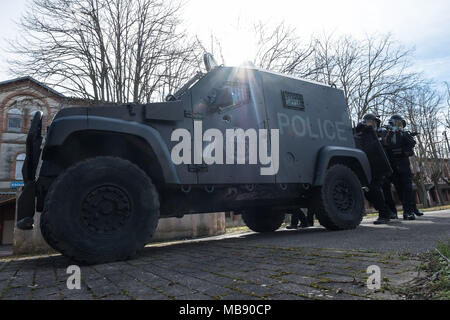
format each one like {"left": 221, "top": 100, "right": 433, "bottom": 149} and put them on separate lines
{"left": 0, "top": 76, "right": 65, "bottom": 98}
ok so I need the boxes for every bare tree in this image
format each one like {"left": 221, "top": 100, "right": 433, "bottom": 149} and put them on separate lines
{"left": 157, "top": 40, "right": 204, "bottom": 101}
{"left": 247, "top": 22, "right": 448, "bottom": 205}
{"left": 444, "top": 82, "right": 450, "bottom": 130}
{"left": 311, "top": 33, "right": 417, "bottom": 122}
{"left": 252, "top": 21, "right": 317, "bottom": 78}
{"left": 403, "top": 83, "right": 444, "bottom": 206}
{"left": 310, "top": 34, "right": 363, "bottom": 118}
{"left": 8, "top": 0, "right": 197, "bottom": 103}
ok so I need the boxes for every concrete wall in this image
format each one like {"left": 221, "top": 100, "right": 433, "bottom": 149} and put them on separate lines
{"left": 225, "top": 212, "right": 246, "bottom": 228}
{"left": 153, "top": 213, "right": 226, "bottom": 242}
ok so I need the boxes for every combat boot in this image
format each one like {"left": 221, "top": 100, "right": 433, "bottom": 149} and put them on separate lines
{"left": 374, "top": 217, "right": 390, "bottom": 225}
{"left": 403, "top": 213, "right": 416, "bottom": 220}
{"left": 299, "top": 222, "right": 309, "bottom": 229}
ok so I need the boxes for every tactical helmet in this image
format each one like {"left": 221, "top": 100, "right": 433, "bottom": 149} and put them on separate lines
{"left": 362, "top": 113, "right": 381, "bottom": 128}
{"left": 389, "top": 115, "right": 406, "bottom": 129}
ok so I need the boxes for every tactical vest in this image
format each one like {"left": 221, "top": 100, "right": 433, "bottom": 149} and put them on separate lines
{"left": 385, "top": 132, "right": 414, "bottom": 159}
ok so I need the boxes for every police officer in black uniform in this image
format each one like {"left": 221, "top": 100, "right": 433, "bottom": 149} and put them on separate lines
{"left": 382, "top": 174, "right": 424, "bottom": 219}
{"left": 381, "top": 115, "right": 418, "bottom": 221}
{"left": 411, "top": 197, "right": 424, "bottom": 216}
{"left": 287, "top": 208, "right": 313, "bottom": 229}
{"left": 382, "top": 176, "right": 399, "bottom": 219}
{"left": 354, "top": 114, "right": 394, "bottom": 225}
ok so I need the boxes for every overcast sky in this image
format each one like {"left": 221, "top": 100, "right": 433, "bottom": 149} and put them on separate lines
{"left": 1, "top": 0, "right": 449, "bottom": 86}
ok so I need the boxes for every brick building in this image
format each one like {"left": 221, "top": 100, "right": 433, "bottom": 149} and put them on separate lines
{"left": 410, "top": 157, "right": 450, "bottom": 206}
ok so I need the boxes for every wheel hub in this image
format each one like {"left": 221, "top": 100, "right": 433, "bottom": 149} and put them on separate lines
{"left": 81, "top": 185, "right": 131, "bottom": 235}
{"left": 332, "top": 180, "right": 354, "bottom": 212}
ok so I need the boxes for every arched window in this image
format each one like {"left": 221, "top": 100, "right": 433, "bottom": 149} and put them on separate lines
{"left": 15, "top": 154, "right": 26, "bottom": 181}
{"left": 7, "top": 108, "right": 22, "bottom": 132}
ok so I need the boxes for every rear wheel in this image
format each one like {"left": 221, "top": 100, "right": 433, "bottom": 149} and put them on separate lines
{"left": 40, "top": 156, "right": 160, "bottom": 264}
{"left": 242, "top": 208, "right": 285, "bottom": 233}
{"left": 310, "top": 164, "right": 364, "bottom": 231}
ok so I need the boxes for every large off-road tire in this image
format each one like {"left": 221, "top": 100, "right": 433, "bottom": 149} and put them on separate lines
{"left": 310, "top": 164, "right": 364, "bottom": 231}
{"left": 40, "top": 157, "right": 160, "bottom": 264}
{"left": 242, "top": 208, "right": 285, "bottom": 233}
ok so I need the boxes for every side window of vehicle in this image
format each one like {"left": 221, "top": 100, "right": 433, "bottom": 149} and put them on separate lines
{"left": 281, "top": 91, "right": 305, "bottom": 111}
{"left": 207, "top": 83, "right": 251, "bottom": 113}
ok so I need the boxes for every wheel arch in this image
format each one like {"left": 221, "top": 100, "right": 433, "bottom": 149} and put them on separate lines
{"left": 313, "top": 146, "right": 371, "bottom": 187}
{"left": 41, "top": 115, "right": 180, "bottom": 186}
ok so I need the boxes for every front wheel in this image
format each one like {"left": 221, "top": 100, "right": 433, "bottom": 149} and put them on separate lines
{"left": 242, "top": 208, "right": 285, "bottom": 233}
{"left": 40, "top": 157, "right": 160, "bottom": 264}
{"left": 310, "top": 164, "right": 365, "bottom": 231}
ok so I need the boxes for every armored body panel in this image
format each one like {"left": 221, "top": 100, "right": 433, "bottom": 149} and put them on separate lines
{"left": 259, "top": 70, "right": 355, "bottom": 184}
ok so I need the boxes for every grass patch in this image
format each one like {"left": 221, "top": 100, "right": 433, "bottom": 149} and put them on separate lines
{"left": 422, "top": 205, "right": 450, "bottom": 212}
{"left": 393, "top": 239, "right": 450, "bottom": 300}
{"left": 437, "top": 240, "right": 450, "bottom": 259}
{"left": 225, "top": 226, "right": 250, "bottom": 234}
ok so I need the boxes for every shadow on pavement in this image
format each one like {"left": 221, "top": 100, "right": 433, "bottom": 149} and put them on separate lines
{"left": 3, "top": 212, "right": 449, "bottom": 268}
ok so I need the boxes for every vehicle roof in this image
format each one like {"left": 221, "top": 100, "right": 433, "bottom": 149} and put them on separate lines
{"left": 219, "top": 66, "right": 336, "bottom": 90}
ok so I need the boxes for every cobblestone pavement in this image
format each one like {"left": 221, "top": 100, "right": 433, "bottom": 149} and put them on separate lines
{"left": 1, "top": 210, "right": 449, "bottom": 300}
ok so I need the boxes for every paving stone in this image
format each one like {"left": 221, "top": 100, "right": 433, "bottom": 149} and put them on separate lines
{"left": 117, "top": 284, "right": 159, "bottom": 298}
{"left": 175, "top": 292, "right": 214, "bottom": 300}
{"left": 200, "top": 286, "right": 236, "bottom": 299}
{"left": 279, "top": 274, "right": 318, "bottom": 286}
{"left": 135, "top": 293, "right": 171, "bottom": 300}
{"left": 99, "top": 294, "right": 133, "bottom": 300}
{"left": 158, "top": 284, "right": 199, "bottom": 298}
{"left": 8, "top": 274, "right": 34, "bottom": 288}
{"left": 62, "top": 292, "right": 95, "bottom": 300}
{"left": 34, "top": 272, "right": 57, "bottom": 287}
{"left": 0, "top": 271, "right": 16, "bottom": 281}
{"left": 219, "top": 293, "right": 262, "bottom": 300}
{"left": 32, "top": 287, "right": 65, "bottom": 300}
{"left": 2, "top": 286, "right": 32, "bottom": 299}
{"left": 266, "top": 293, "right": 308, "bottom": 300}
{"left": 275, "top": 282, "right": 321, "bottom": 297}
{"left": 0, "top": 222, "right": 437, "bottom": 300}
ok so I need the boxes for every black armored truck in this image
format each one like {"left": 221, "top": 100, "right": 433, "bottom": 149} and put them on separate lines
{"left": 17, "top": 54, "right": 371, "bottom": 264}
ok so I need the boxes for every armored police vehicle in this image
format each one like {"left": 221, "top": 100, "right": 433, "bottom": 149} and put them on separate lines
{"left": 17, "top": 54, "right": 371, "bottom": 264}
